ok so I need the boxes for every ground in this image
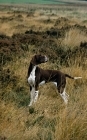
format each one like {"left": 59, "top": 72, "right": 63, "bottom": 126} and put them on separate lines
{"left": 0, "top": 4, "right": 87, "bottom": 140}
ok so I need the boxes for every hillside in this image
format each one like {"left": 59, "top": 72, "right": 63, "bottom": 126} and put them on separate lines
{"left": 0, "top": 4, "right": 87, "bottom": 140}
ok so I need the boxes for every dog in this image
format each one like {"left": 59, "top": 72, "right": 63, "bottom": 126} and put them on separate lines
{"left": 27, "top": 54, "right": 82, "bottom": 106}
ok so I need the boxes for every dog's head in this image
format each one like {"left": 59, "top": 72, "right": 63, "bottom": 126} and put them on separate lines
{"left": 31, "top": 54, "right": 48, "bottom": 65}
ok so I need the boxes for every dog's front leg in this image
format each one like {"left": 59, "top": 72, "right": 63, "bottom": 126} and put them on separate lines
{"left": 28, "top": 86, "right": 35, "bottom": 106}
{"left": 34, "top": 91, "right": 39, "bottom": 103}
{"left": 33, "top": 84, "right": 39, "bottom": 103}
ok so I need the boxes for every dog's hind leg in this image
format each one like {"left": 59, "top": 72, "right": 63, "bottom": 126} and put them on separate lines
{"left": 60, "top": 88, "right": 69, "bottom": 104}
{"left": 58, "top": 86, "right": 69, "bottom": 104}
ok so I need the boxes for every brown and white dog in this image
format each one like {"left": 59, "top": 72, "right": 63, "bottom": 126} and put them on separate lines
{"left": 28, "top": 54, "right": 82, "bottom": 106}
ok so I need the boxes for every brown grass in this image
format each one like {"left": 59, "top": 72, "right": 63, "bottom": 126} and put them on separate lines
{"left": 0, "top": 4, "right": 87, "bottom": 140}
{"left": 63, "top": 29, "right": 87, "bottom": 48}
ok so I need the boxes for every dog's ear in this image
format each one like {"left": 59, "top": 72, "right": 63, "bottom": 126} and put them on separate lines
{"left": 35, "top": 54, "right": 41, "bottom": 64}
{"left": 34, "top": 55, "right": 38, "bottom": 63}
{"left": 31, "top": 55, "right": 35, "bottom": 64}
{"left": 31, "top": 55, "right": 38, "bottom": 65}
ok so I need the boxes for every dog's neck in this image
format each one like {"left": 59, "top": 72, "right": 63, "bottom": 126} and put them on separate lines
{"left": 28, "top": 61, "right": 37, "bottom": 77}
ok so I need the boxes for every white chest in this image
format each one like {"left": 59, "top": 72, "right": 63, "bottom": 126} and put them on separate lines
{"left": 28, "top": 66, "right": 36, "bottom": 86}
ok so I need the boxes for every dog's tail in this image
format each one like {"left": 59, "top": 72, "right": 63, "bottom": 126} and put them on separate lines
{"left": 65, "top": 74, "right": 82, "bottom": 80}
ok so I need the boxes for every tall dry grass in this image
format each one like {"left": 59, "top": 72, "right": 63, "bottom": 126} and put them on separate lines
{"left": 1, "top": 48, "right": 86, "bottom": 140}
{"left": 0, "top": 4, "right": 87, "bottom": 140}
{"left": 63, "top": 29, "right": 87, "bottom": 48}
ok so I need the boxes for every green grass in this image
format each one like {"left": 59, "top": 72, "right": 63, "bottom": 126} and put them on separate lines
{"left": 0, "top": 0, "right": 86, "bottom": 5}
{"left": 0, "top": 0, "right": 66, "bottom": 4}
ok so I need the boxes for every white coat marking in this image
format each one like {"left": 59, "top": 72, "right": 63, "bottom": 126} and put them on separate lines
{"left": 29, "top": 87, "right": 35, "bottom": 106}
{"left": 53, "top": 82, "right": 57, "bottom": 87}
{"left": 29, "top": 89, "right": 39, "bottom": 106}
{"left": 74, "top": 77, "right": 82, "bottom": 80}
{"left": 60, "top": 88, "right": 69, "bottom": 104}
{"left": 34, "top": 91, "right": 39, "bottom": 103}
{"left": 39, "top": 81, "right": 45, "bottom": 86}
{"left": 28, "top": 66, "right": 36, "bottom": 86}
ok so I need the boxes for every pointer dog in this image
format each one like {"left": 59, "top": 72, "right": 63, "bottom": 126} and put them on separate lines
{"left": 28, "top": 54, "right": 82, "bottom": 106}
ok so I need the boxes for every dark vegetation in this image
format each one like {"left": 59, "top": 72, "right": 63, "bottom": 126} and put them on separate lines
{"left": 0, "top": 24, "right": 87, "bottom": 65}
{"left": 0, "top": 6, "right": 87, "bottom": 139}
{"left": 0, "top": 25, "right": 87, "bottom": 105}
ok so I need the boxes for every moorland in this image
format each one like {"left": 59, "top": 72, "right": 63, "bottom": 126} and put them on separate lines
{"left": 0, "top": 0, "right": 87, "bottom": 4}
{"left": 0, "top": 3, "right": 87, "bottom": 140}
